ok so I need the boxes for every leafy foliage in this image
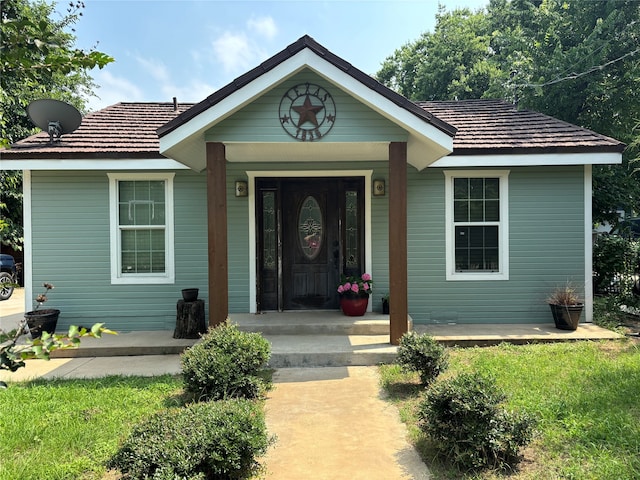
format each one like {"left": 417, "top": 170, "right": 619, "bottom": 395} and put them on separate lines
{"left": 377, "top": 0, "right": 640, "bottom": 224}
{"left": 396, "top": 332, "right": 448, "bottom": 386}
{"left": 0, "top": 170, "right": 23, "bottom": 250}
{"left": 181, "top": 322, "right": 271, "bottom": 402}
{"left": 0, "top": 0, "right": 113, "bottom": 251}
{"left": 418, "top": 372, "right": 535, "bottom": 472}
{"left": 0, "top": 320, "right": 116, "bottom": 373}
{"left": 593, "top": 235, "right": 639, "bottom": 299}
{"left": 109, "top": 399, "right": 272, "bottom": 480}
{"left": 1, "top": 0, "right": 113, "bottom": 146}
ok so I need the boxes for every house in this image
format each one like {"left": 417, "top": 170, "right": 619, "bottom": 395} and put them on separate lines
{"left": 1, "top": 36, "right": 625, "bottom": 343}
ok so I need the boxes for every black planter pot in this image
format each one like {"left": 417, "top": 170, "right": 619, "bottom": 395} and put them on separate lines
{"left": 382, "top": 298, "right": 389, "bottom": 315}
{"left": 549, "top": 303, "right": 583, "bottom": 331}
{"left": 25, "top": 308, "right": 60, "bottom": 338}
{"left": 181, "top": 288, "right": 199, "bottom": 302}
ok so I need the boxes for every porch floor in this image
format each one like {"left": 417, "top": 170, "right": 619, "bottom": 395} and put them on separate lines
{"left": 48, "top": 312, "right": 622, "bottom": 367}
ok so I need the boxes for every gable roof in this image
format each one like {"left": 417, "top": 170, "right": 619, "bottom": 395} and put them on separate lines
{"left": 156, "top": 35, "right": 457, "bottom": 171}
{"left": 157, "top": 35, "right": 455, "bottom": 139}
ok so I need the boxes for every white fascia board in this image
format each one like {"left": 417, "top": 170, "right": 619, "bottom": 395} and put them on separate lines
{"left": 0, "top": 158, "right": 189, "bottom": 170}
{"left": 159, "top": 48, "right": 454, "bottom": 167}
{"left": 159, "top": 53, "right": 311, "bottom": 155}
{"left": 430, "top": 151, "right": 622, "bottom": 168}
{"left": 301, "top": 53, "right": 454, "bottom": 151}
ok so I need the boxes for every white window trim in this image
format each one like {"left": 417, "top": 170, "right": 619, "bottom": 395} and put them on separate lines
{"left": 444, "top": 170, "right": 510, "bottom": 281}
{"left": 108, "top": 173, "right": 175, "bottom": 284}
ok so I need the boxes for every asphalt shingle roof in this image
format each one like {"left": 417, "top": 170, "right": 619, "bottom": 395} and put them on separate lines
{"left": 1, "top": 98, "right": 624, "bottom": 160}
{"left": 419, "top": 99, "right": 624, "bottom": 154}
{"left": 2, "top": 102, "right": 194, "bottom": 159}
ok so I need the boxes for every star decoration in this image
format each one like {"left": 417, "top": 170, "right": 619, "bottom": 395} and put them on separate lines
{"left": 293, "top": 95, "right": 324, "bottom": 127}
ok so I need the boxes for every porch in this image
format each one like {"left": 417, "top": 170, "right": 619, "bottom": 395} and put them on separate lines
{"left": 48, "top": 312, "right": 622, "bottom": 367}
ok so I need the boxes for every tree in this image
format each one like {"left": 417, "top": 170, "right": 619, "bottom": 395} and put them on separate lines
{"left": 0, "top": 0, "right": 113, "bottom": 251}
{"left": 376, "top": 0, "right": 640, "bottom": 225}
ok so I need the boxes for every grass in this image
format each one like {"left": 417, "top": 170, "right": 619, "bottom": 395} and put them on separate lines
{"left": 0, "top": 374, "right": 184, "bottom": 480}
{"left": 380, "top": 340, "right": 640, "bottom": 480}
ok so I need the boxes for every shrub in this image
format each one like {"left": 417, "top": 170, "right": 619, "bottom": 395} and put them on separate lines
{"left": 418, "top": 373, "right": 535, "bottom": 472}
{"left": 593, "top": 234, "right": 639, "bottom": 297}
{"left": 181, "top": 322, "right": 271, "bottom": 401}
{"left": 396, "top": 332, "right": 448, "bottom": 385}
{"left": 109, "top": 399, "right": 272, "bottom": 480}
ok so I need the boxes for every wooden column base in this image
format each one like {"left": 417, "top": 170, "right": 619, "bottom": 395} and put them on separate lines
{"left": 174, "top": 299, "right": 206, "bottom": 339}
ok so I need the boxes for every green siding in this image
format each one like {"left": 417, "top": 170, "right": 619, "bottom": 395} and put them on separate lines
{"left": 29, "top": 164, "right": 587, "bottom": 330}
{"left": 407, "top": 166, "right": 585, "bottom": 324}
{"left": 206, "top": 70, "right": 408, "bottom": 143}
{"left": 30, "top": 170, "right": 209, "bottom": 332}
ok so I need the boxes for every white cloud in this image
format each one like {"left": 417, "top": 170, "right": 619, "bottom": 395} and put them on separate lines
{"left": 212, "top": 32, "right": 254, "bottom": 74}
{"left": 85, "top": 70, "right": 145, "bottom": 112}
{"left": 161, "top": 79, "right": 216, "bottom": 104}
{"left": 248, "top": 16, "right": 277, "bottom": 40}
{"left": 135, "top": 56, "right": 171, "bottom": 83}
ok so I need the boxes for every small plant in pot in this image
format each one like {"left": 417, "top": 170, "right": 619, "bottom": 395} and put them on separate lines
{"left": 337, "top": 273, "right": 373, "bottom": 316}
{"left": 547, "top": 283, "right": 584, "bottom": 331}
{"left": 381, "top": 293, "right": 389, "bottom": 314}
{"left": 24, "top": 282, "right": 60, "bottom": 338}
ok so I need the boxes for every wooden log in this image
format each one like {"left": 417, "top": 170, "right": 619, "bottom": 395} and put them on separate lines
{"left": 174, "top": 299, "right": 206, "bottom": 339}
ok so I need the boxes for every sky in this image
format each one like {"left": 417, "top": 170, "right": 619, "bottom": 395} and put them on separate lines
{"left": 60, "top": 0, "right": 490, "bottom": 112}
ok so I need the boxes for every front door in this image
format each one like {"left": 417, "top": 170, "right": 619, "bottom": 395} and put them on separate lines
{"left": 257, "top": 177, "right": 364, "bottom": 311}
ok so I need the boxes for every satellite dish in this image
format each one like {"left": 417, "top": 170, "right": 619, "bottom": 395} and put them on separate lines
{"left": 27, "top": 99, "right": 82, "bottom": 144}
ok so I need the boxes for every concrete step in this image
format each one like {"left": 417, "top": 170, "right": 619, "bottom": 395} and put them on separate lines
{"left": 231, "top": 312, "right": 399, "bottom": 336}
{"left": 51, "top": 331, "right": 398, "bottom": 367}
{"left": 265, "top": 335, "right": 398, "bottom": 368}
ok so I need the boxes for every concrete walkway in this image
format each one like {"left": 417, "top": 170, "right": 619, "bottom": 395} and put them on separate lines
{"left": 262, "top": 367, "right": 429, "bottom": 479}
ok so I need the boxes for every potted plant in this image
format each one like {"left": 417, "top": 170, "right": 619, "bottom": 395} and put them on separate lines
{"left": 381, "top": 293, "right": 390, "bottom": 315}
{"left": 337, "top": 273, "right": 373, "bottom": 316}
{"left": 181, "top": 288, "right": 199, "bottom": 302}
{"left": 547, "top": 283, "right": 584, "bottom": 331}
{"left": 24, "top": 283, "right": 60, "bottom": 338}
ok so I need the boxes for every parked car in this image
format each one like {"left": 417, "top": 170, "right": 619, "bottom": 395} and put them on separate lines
{"left": 0, "top": 254, "right": 17, "bottom": 300}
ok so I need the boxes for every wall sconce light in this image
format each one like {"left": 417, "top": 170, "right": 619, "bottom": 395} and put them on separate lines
{"left": 235, "top": 180, "right": 248, "bottom": 197}
{"left": 373, "top": 179, "right": 385, "bottom": 196}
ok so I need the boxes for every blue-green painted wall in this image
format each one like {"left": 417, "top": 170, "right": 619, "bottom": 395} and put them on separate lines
{"left": 406, "top": 165, "right": 585, "bottom": 324}
{"left": 29, "top": 164, "right": 585, "bottom": 330}
{"left": 32, "top": 162, "right": 585, "bottom": 331}
{"left": 206, "top": 70, "right": 408, "bottom": 143}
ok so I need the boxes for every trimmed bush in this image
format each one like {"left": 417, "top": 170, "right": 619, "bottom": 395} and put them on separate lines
{"left": 396, "top": 332, "right": 448, "bottom": 385}
{"left": 418, "top": 373, "right": 535, "bottom": 472}
{"left": 181, "top": 322, "right": 271, "bottom": 401}
{"left": 109, "top": 399, "right": 272, "bottom": 480}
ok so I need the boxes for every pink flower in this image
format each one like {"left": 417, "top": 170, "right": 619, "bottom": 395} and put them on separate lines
{"left": 344, "top": 282, "right": 351, "bottom": 291}
{"left": 361, "top": 273, "right": 371, "bottom": 281}
{"left": 363, "top": 282, "right": 370, "bottom": 291}
{"left": 337, "top": 285, "right": 344, "bottom": 293}
{"left": 351, "top": 283, "right": 359, "bottom": 293}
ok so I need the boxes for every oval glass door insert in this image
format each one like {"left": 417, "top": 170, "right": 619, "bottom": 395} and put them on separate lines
{"left": 298, "top": 195, "right": 323, "bottom": 260}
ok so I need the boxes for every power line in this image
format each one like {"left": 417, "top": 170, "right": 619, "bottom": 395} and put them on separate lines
{"left": 515, "top": 47, "right": 639, "bottom": 88}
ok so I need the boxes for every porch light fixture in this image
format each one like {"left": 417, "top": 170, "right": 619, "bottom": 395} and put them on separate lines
{"left": 235, "top": 181, "right": 248, "bottom": 197}
{"left": 373, "top": 179, "right": 385, "bottom": 196}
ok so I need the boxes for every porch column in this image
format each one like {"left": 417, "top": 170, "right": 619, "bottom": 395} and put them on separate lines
{"left": 389, "top": 142, "right": 408, "bottom": 345}
{"left": 206, "top": 142, "right": 229, "bottom": 327}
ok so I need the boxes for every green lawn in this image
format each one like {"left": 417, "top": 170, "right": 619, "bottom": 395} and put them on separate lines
{"left": 0, "top": 375, "right": 184, "bottom": 480}
{"left": 380, "top": 340, "right": 640, "bottom": 479}
{"left": 2, "top": 341, "right": 639, "bottom": 479}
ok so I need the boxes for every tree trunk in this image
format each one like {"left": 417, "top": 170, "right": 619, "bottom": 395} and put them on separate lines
{"left": 174, "top": 300, "right": 206, "bottom": 339}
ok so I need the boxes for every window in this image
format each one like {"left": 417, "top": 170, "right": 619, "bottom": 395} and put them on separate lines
{"left": 108, "top": 173, "right": 175, "bottom": 284}
{"left": 444, "top": 171, "right": 509, "bottom": 280}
